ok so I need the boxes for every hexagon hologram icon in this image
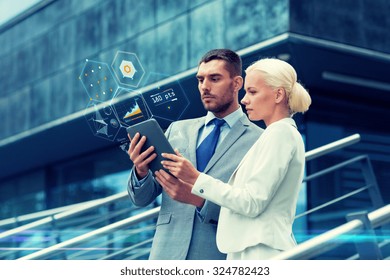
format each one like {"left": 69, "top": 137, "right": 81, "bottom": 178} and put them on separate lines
{"left": 111, "top": 51, "right": 145, "bottom": 88}
{"left": 79, "top": 60, "right": 118, "bottom": 102}
{"left": 111, "top": 88, "right": 151, "bottom": 128}
{"left": 142, "top": 73, "right": 190, "bottom": 122}
{"left": 80, "top": 52, "right": 190, "bottom": 150}
{"left": 120, "top": 60, "right": 137, "bottom": 79}
{"left": 84, "top": 100, "right": 122, "bottom": 142}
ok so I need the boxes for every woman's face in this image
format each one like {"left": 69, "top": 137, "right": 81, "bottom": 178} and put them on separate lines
{"left": 241, "top": 70, "right": 276, "bottom": 125}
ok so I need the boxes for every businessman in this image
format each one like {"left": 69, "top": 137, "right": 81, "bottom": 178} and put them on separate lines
{"left": 127, "top": 49, "right": 263, "bottom": 259}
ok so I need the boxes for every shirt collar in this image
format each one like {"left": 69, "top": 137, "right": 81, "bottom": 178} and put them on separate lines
{"left": 204, "top": 107, "right": 244, "bottom": 128}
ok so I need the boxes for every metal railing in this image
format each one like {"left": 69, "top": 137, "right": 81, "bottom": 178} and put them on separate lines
{"left": 7, "top": 133, "right": 373, "bottom": 260}
{"left": 0, "top": 192, "right": 128, "bottom": 241}
{"left": 304, "top": 133, "right": 360, "bottom": 161}
{"left": 3, "top": 133, "right": 386, "bottom": 260}
{"left": 0, "top": 192, "right": 138, "bottom": 260}
{"left": 0, "top": 201, "right": 94, "bottom": 228}
{"left": 295, "top": 154, "right": 384, "bottom": 220}
{"left": 272, "top": 204, "right": 390, "bottom": 260}
{"left": 1, "top": 133, "right": 360, "bottom": 232}
{"left": 18, "top": 207, "right": 160, "bottom": 260}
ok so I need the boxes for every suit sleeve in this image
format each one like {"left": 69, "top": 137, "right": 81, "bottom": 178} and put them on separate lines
{"left": 195, "top": 200, "right": 221, "bottom": 225}
{"left": 192, "top": 125, "right": 297, "bottom": 218}
{"left": 127, "top": 168, "right": 162, "bottom": 207}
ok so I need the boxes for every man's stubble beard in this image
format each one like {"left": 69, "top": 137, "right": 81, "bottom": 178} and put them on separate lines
{"left": 205, "top": 99, "right": 234, "bottom": 114}
{"left": 203, "top": 84, "right": 236, "bottom": 114}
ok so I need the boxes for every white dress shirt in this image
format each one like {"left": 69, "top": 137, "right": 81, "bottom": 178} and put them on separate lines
{"left": 197, "top": 107, "right": 245, "bottom": 148}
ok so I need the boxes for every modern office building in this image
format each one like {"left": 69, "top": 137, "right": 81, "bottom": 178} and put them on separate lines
{"left": 0, "top": 0, "right": 389, "bottom": 259}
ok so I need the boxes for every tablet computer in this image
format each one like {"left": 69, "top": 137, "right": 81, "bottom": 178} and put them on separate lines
{"left": 126, "top": 118, "right": 175, "bottom": 174}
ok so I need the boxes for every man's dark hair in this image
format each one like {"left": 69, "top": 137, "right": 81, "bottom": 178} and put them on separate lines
{"left": 199, "top": 49, "right": 242, "bottom": 77}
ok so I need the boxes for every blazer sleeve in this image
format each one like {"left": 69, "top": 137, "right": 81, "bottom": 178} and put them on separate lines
{"left": 195, "top": 199, "right": 221, "bottom": 225}
{"left": 192, "top": 125, "right": 297, "bottom": 218}
{"left": 127, "top": 169, "right": 162, "bottom": 207}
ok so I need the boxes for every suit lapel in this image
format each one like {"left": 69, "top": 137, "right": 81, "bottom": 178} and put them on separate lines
{"left": 203, "top": 115, "right": 249, "bottom": 173}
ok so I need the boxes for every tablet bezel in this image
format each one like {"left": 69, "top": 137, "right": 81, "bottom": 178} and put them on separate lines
{"left": 126, "top": 118, "right": 175, "bottom": 175}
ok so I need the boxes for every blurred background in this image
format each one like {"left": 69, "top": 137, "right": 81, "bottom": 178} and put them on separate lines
{"left": 0, "top": 0, "right": 389, "bottom": 260}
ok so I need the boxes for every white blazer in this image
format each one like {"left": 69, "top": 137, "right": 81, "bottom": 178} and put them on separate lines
{"left": 192, "top": 118, "right": 305, "bottom": 253}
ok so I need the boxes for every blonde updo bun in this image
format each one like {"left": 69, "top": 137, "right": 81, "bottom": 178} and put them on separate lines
{"left": 246, "top": 58, "right": 311, "bottom": 115}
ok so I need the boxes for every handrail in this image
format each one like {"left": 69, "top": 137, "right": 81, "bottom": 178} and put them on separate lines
{"left": 303, "top": 154, "right": 366, "bottom": 182}
{"left": 272, "top": 204, "right": 390, "bottom": 260}
{"left": 18, "top": 206, "right": 160, "bottom": 260}
{"left": 305, "top": 133, "right": 360, "bottom": 161}
{"left": 0, "top": 191, "right": 128, "bottom": 240}
{"left": 0, "top": 200, "right": 94, "bottom": 228}
{"left": 5, "top": 133, "right": 362, "bottom": 259}
{"left": 99, "top": 238, "right": 154, "bottom": 260}
{"left": 2, "top": 133, "right": 360, "bottom": 229}
{"left": 294, "top": 185, "right": 371, "bottom": 219}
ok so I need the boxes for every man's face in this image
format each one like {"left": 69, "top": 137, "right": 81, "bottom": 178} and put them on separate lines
{"left": 196, "top": 60, "right": 238, "bottom": 117}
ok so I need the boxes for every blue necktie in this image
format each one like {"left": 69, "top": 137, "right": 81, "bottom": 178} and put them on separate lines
{"left": 196, "top": 118, "right": 225, "bottom": 172}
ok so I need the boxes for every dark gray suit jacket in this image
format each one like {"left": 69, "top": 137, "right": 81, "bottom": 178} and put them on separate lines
{"left": 127, "top": 114, "right": 263, "bottom": 259}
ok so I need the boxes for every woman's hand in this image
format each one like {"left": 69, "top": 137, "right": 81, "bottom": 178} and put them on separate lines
{"left": 160, "top": 149, "right": 200, "bottom": 185}
{"left": 154, "top": 169, "right": 204, "bottom": 207}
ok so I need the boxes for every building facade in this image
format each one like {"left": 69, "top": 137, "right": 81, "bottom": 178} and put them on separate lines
{"left": 0, "top": 0, "right": 389, "bottom": 241}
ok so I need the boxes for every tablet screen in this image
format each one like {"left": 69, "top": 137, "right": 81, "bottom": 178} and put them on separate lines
{"left": 126, "top": 118, "right": 175, "bottom": 175}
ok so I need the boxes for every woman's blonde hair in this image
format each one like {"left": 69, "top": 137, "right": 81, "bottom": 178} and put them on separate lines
{"left": 245, "top": 58, "right": 311, "bottom": 115}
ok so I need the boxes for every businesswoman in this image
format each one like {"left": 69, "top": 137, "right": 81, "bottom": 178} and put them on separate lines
{"left": 156, "top": 58, "right": 312, "bottom": 260}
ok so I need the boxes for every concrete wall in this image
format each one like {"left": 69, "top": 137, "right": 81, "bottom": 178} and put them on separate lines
{"left": 0, "top": 0, "right": 288, "bottom": 140}
{"left": 1, "top": 0, "right": 389, "bottom": 220}
{"left": 290, "top": 0, "right": 390, "bottom": 53}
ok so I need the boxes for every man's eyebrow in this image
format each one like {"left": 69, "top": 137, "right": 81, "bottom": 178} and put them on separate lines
{"left": 196, "top": 73, "right": 223, "bottom": 79}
